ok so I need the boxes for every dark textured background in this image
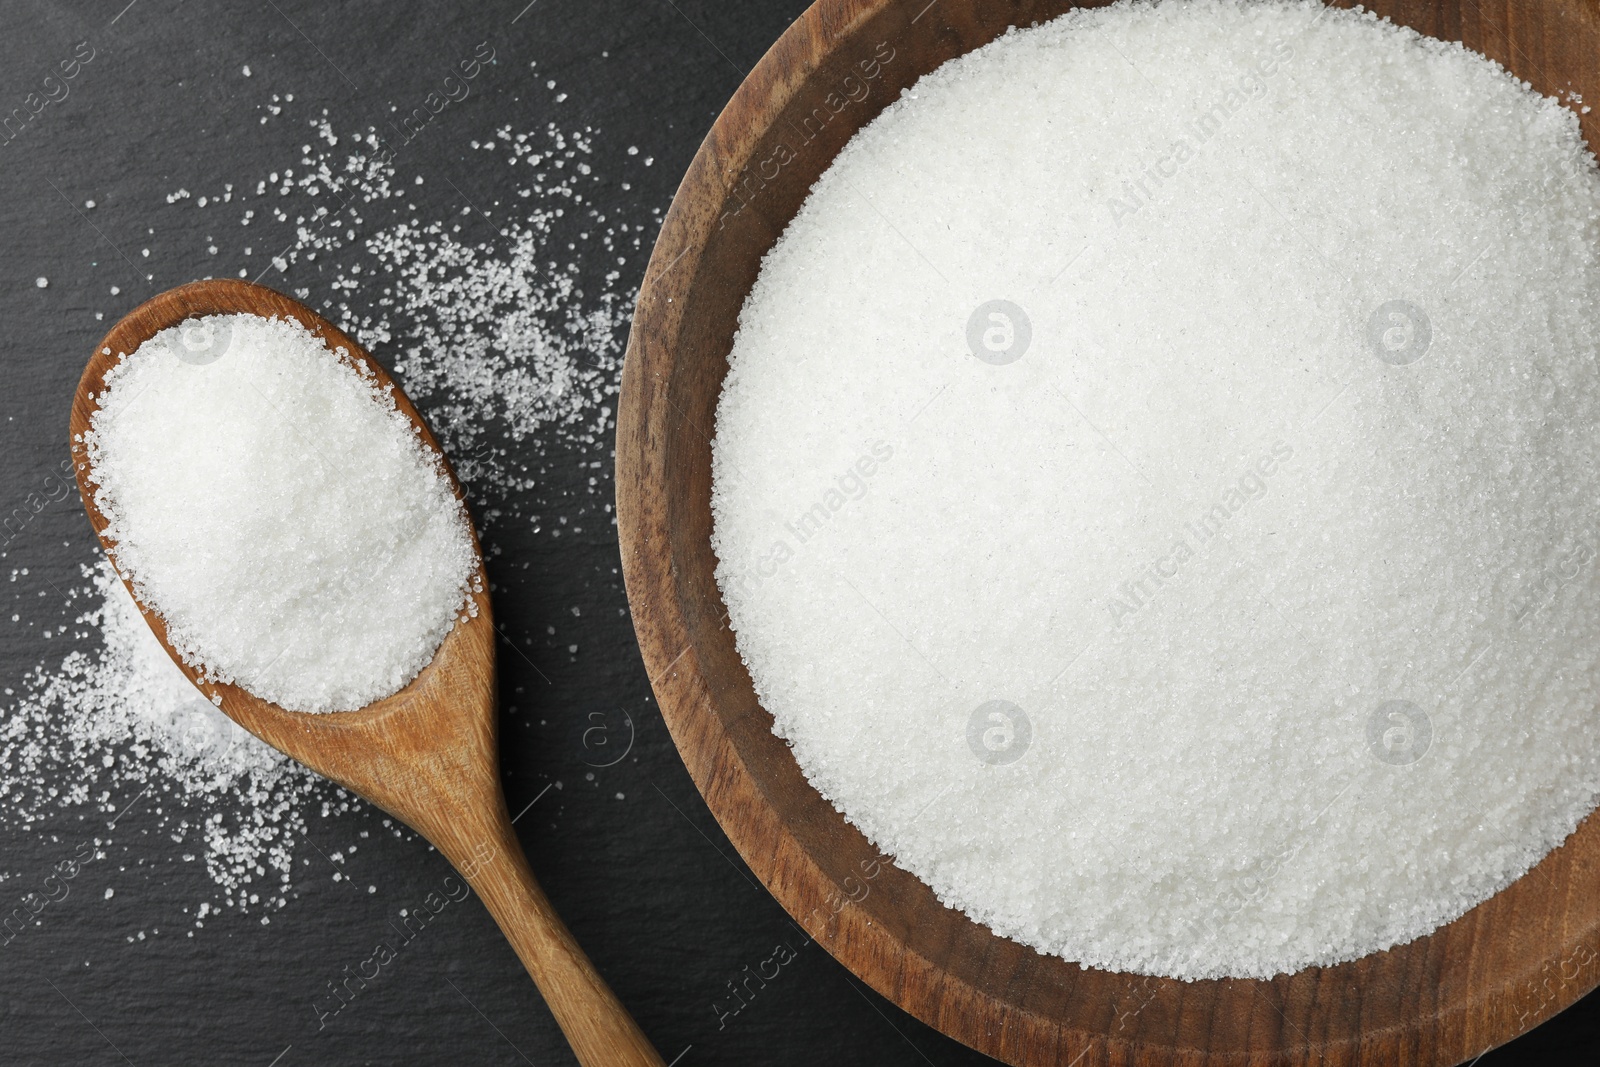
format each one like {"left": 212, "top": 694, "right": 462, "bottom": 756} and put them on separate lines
{"left": 0, "top": 2, "right": 1594, "bottom": 1064}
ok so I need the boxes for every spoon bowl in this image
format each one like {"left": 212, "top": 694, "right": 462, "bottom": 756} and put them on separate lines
{"left": 72, "top": 278, "right": 663, "bottom": 1067}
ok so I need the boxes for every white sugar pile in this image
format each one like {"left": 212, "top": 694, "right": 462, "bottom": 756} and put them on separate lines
{"left": 84, "top": 313, "right": 477, "bottom": 714}
{"left": 713, "top": 0, "right": 1600, "bottom": 979}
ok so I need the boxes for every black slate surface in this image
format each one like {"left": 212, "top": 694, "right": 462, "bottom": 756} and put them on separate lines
{"left": 0, "top": 2, "right": 1594, "bottom": 1065}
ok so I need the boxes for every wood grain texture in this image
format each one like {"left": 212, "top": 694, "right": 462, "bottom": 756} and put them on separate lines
{"left": 71, "top": 279, "right": 664, "bottom": 1067}
{"left": 615, "top": 1, "right": 1600, "bottom": 1064}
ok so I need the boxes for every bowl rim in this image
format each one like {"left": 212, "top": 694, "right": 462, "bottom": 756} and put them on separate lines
{"left": 616, "top": 1, "right": 1600, "bottom": 1063}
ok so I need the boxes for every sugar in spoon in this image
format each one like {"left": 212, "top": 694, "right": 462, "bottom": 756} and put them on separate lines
{"left": 70, "top": 279, "right": 665, "bottom": 1067}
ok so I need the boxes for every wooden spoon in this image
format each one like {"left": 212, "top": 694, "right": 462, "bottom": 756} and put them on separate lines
{"left": 70, "top": 279, "right": 664, "bottom": 1067}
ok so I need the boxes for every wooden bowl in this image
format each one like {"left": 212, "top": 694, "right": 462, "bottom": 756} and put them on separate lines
{"left": 616, "top": 2, "right": 1600, "bottom": 1063}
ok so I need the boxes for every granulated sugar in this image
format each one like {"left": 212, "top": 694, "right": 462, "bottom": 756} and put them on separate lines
{"left": 341, "top": 124, "right": 636, "bottom": 484}
{"left": 2, "top": 93, "right": 642, "bottom": 910}
{"left": 713, "top": 0, "right": 1600, "bottom": 978}
{"left": 85, "top": 313, "right": 477, "bottom": 714}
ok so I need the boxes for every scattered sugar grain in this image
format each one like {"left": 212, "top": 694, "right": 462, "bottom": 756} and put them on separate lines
{"left": 0, "top": 562, "right": 322, "bottom": 905}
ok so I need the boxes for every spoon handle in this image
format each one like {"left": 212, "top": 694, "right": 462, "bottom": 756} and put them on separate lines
{"left": 440, "top": 812, "right": 666, "bottom": 1067}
